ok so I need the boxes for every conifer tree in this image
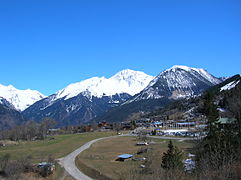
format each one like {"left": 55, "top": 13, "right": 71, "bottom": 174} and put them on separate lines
{"left": 197, "top": 87, "right": 241, "bottom": 171}
{"left": 161, "top": 140, "right": 184, "bottom": 170}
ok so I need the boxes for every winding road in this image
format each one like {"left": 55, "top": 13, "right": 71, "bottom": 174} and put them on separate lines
{"left": 58, "top": 135, "right": 119, "bottom": 180}
{"left": 59, "top": 134, "right": 194, "bottom": 180}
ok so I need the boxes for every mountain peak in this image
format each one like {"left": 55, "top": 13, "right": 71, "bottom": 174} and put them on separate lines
{"left": 111, "top": 69, "right": 153, "bottom": 81}
{"left": 7, "top": 84, "right": 16, "bottom": 89}
{"left": 161, "top": 65, "right": 220, "bottom": 85}
{"left": 165, "top": 65, "right": 205, "bottom": 72}
{"left": 170, "top": 65, "right": 192, "bottom": 71}
{"left": 0, "top": 84, "right": 46, "bottom": 111}
{"left": 54, "top": 69, "right": 154, "bottom": 101}
{"left": 115, "top": 69, "right": 136, "bottom": 74}
{"left": 130, "top": 65, "right": 222, "bottom": 102}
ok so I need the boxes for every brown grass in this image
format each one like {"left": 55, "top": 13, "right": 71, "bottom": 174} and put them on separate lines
{"left": 0, "top": 131, "right": 115, "bottom": 180}
{"left": 64, "top": 175, "right": 75, "bottom": 180}
{"left": 76, "top": 136, "right": 194, "bottom": 180}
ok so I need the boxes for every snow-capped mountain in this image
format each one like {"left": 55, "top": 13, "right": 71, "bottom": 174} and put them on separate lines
{"left": 0, "top": 84, "right": 46, "bottom": 111}
{"left": 94, "top": 65, "right": 224, "bottom": 123}
{"left": 23, "top": 69, "right": 154, "bottom": 126}
{"left": 54, "top": 69, "right": 154, "bottom": 101}
{"left": 130, "top": 65, "right": 222, "bottom": 101}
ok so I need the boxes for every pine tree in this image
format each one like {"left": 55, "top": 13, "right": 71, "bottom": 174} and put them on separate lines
{"left": 202, "top": 92, "right": 219, "bottom": 139}
{"left": 196, "top": 85, "right": 241, "bottom": 171}
{"left": 161, "top": 140, "right": 184, "bottom": 170}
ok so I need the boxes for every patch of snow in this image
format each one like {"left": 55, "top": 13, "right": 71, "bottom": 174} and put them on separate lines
{"left": 168, "top": 65, "right": 192, "bottom": 72}
{"left": 217, "top": 108, "right": 226, "bottom": 112}
{"left": 111, "top": 100, "right": 120, "bottom": 103}
{"left": 220, "top": 80, "right": 240, "bottom": 92}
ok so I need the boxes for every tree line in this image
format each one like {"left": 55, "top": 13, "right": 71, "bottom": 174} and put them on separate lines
{"left": 0, "top": 118, "right": 56, "bottom": 141}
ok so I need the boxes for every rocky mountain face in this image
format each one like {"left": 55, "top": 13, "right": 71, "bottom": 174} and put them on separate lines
{"left": 94, "top": 66, "right": 223, "bottom": 123}
{"left": 0, "top": 97, "right": 16, "bottom": 110}
{"left": 23, "top": 93, "right": 131, "bottom": 126}
{"left": 1, "top": 66, "right": 228, "bottom": 128}
{"left": 0, "top": 84, "right": 45, "bottom": 111}
{"left": 129, "top": 65, "right": 222, "bottom": 102}
{"left": 136, "top": 74, "right": 241, "bottom": 126}
{"left": 23, "top": 69, "right": 154, "bottom": 126}
{"left": 0, "top": 98, "right": 25, "bottom": 130}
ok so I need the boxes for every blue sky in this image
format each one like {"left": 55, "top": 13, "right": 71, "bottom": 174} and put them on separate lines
{"left": 0, "top": 0, "right": 240, "bottom": 95}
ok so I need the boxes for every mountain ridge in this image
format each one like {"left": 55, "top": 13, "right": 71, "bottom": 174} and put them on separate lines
{"left": 22, "top": 69, "right": 153, "bottom": 126}
{"left": 0, "top": 84, "right": 46, "bottom": 111}
{"left": 94, "top": 65, "right": 223, "bottom": 123}
{"left": 128, "top": 65, "right": 222, "bottom": 102}
{"left": 0, "top": 66, "right": 228, "bottom": 128}
{"left": 54, "top": 69, "right": 154, "bottom": 101}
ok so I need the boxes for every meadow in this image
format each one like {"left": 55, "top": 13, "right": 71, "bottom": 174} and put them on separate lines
{"left": 76, "top": 136, "right": 194, "bottom": 180}
{"left": 0, "top": 131, "right": 115, "bottom": 180}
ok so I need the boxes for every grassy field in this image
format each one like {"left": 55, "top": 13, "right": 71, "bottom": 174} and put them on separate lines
{"left": 0, "top": 131, "right": 116, "bottom": 180}
{"left": 76, "top": 136, "right": 194, "bottom": 180}
{"left": 0, "top": 131, "right": 116, "bottom": 161}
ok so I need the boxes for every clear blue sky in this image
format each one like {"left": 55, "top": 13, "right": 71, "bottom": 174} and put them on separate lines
{"left": 0, "top": 0, "right": 240, "bottom": 95}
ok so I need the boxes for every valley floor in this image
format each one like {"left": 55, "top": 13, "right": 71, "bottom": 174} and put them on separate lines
{"left": 0, "top": 131, "right": 115, "bottom": 180}
{"left": 76, "top": 136, "right": 194, "bottom": 180}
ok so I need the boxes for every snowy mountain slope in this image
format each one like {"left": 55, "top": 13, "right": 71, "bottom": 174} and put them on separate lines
{"left": 0, "top": 97, "right": 26, "bottom": 130}
{"left": 129, "top": 65, "right": 222, "bottom": 102}
{"left": 0, "top": 84, "right": 46, "bottom": 111}
{"left": 164, "top": 65, "right": 221, "bottom": 84}
{"left": 54, "top": 69, "right": 154, "bottom": 101}
{"left": 23, "top": 93, "right": 132, "bottom": 126}
{"left": 220, "top": 80, "right": 240, "bottom": 91}
{"left": 94, "top": 66, "right": 224, "bottom": 123}
{"left": 0, "top": 97, "right": 16, "bottom": 109}
{"left": 23, "top": 69, "right": 153, "bottom": 126}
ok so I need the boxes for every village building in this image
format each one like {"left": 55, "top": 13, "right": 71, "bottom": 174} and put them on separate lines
{"left": 116, "top": 154, "right": 133, "bottom": 161}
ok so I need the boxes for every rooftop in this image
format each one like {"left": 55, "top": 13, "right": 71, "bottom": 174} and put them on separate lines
{"left": 118, "top": 154, "right": 133, "bottom": 159}
{"left": 217, "top": 117, "right": 236, "bottom": 124}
